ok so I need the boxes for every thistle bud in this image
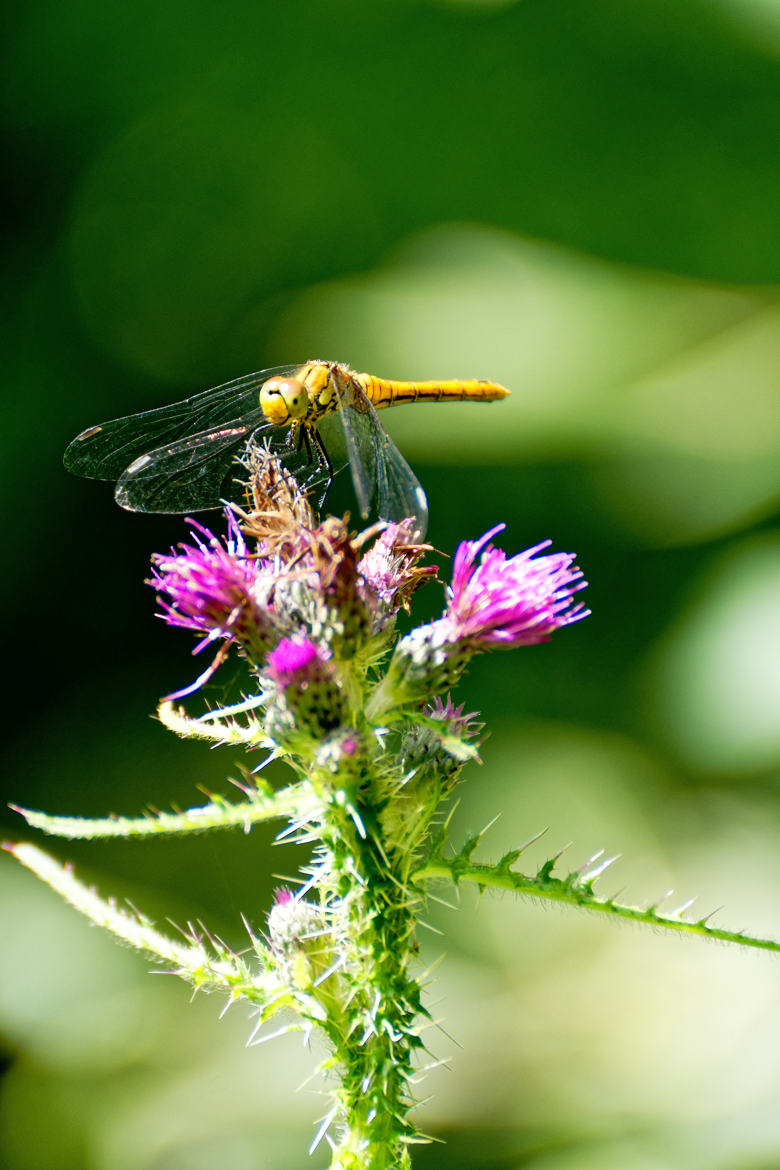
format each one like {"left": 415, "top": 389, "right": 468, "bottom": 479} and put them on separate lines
{"left": 267, "top": 888, "right": 330, "bottom": 992}
{"left": 264, "top": 637, "right": 344, "bottom": 741}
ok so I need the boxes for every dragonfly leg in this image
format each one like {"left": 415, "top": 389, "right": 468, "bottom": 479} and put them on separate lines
{"left": 305, "top": 426, "right": 333, "bottom": 511}
{"left": 291, "top": 421, "right": 319, "bottom": 481}
{"left": 271, "top": 422, "right": 333, "bottom": 514}
{"left": 296, "top": 425, "right": 321, "bottom": 490}
{"left": 295, "top": 422, "right": 312, "bottom": 464}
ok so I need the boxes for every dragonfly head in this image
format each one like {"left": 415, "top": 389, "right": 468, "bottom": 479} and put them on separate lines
{"left": 260, "top": 376, "right": 309, "bottom": 426}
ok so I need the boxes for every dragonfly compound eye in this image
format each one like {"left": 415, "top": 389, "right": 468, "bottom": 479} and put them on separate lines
{"left": 260, "top": 377, "right": 308, "bottom": 426}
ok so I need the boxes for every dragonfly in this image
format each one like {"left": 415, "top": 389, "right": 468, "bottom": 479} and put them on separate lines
{"left": 64, "top": 359, "right": 510, "bottom": 538}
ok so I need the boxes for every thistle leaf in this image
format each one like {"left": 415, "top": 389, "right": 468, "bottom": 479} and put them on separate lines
{"left": 4, "top": 842, "right": 281, "bottom": 999}
{"left": 11, "top": 781, "right": 318, "bottom": 840}
{"left": 412, "top": 843, "right": 780, "bottom": 954}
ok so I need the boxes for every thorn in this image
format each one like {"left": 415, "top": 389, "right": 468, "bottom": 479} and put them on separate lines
{"left": 518, "top": 826, "right": 549, "bottom": 853}
{"left": 479, "top": 813, "right": 502, "bottom": 836}
{"left": 270, "top": 870, "right": 305, "bottom": 887}
{"left": 295, "top": 1067, "right": 322, "bottom": 1094}
{"left": 669, "top": 896, "right": 697, "bottom": 918}
{"left": 646, "top": 889, "right": 675, "bottom": 913}
{"left": 250, "top": 752, "right": 281, "bottom": 774}
{"left": 424, "top": 891, "right": 458, "bottom": 912}
{"left": 246, "top": 1015, "right": 265, "bottom": 1047}
{"left": 296, "top": 871, "right": 324, "bottom": 900}
{"left": 581, "top": 854, "right": 621, "bottom": 883}
{"left": 577, "top": 849, "right": 605, "bottom": 872}
{"left": 247, "top": 1022, "right": 294, "bottom": 1048}
{"left": 347, "top": 803, "right": 367, "bottom": 838}
{"left": 442, "top": 800, "right": 460, "bottom": 830}
{"left": 373, "top": 836, "right": 391, "bottom": 869}
{"left": 418, "top": 952, "right": 447, "bottom": 983}
{"left": 218, "top": 996, "right": 236, "bottom": 1019}
{"left": 228, "top": 775, "right": 253, "bottom": 795}
{"left": 313, "top": 958, "right": 344, "bottom": 988}
{"left": 411, "top": 1056, "right": 452, "bottom": 1079}
{"left": 275, "top": 822, "right": 304, "bottom": 842}
{"left": 173, "top": 919, "right": 198, "bottom": 944}
{"left": 432, "top": 1020, "right": 462, "bottom": 1048}
{"left": 124, "top": 899, "right": 149, "bottom": 926}
{"left": 410, "top": 1092, "right": 435, "bottom": 1108}
{"left": 241, "top": 913, "right": 258, "bottom": 943}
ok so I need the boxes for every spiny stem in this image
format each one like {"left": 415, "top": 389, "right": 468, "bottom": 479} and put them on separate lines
{"left": 315, "top": 777, "right": 424, "bottom": 1169}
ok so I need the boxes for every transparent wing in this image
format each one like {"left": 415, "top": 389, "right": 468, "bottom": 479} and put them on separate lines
{"left": 115, "top": 418, "right": 268, "bottom": 512}
{"left": 329, "top": 378, "right": 429, "bottom": 538}
{"left": 63, "top": 365, "right": 295, "bottom": 482}
{"left": 114, "top": 415, "right": 338, "bottom": 514}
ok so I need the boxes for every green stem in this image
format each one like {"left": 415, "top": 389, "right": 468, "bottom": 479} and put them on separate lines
{"left": 317, "top": 786, "right": 423, "bottom": 1169}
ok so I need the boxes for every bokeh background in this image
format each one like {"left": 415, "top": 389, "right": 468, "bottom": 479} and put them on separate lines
{"left": 2, "top": 1, "right": 780, "bottom": 1167}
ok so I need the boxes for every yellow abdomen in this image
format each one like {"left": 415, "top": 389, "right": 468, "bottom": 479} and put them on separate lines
{"left": 354, "top": 372, "right": 510, "bottom": 410}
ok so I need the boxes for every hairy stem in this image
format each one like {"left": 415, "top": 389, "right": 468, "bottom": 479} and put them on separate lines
{"left": 315, "top": 778, "right": 423, "bottom": 1169}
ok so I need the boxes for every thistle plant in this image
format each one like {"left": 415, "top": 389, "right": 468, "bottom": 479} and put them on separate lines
{"left": 7, "top": 441, "right": 780, "bottom": 1169}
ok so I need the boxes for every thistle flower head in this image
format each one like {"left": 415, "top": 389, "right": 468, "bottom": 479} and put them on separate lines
{"left": 266, "top": 887, "right": 323, "bottom": 953}
{"left": 444, "top": 525, "right": 589, "bottom": 647}
{"left": 267, "top": 888, "right": 331, "bottom": 992}
{"left": 358, "top": 519, "right": 438, "bottom": 624}
{"left": 263, "top": 637, "right": 344, "bottom": 741}
{"left": 378, "top": 525, "right": 590, "bottom": 712}
{"left": 148, "top": 447, "right": 440, "bottom": 697}
{"left": 266, "top": 637, "right": 327, "bottom": 688}
{"left": 427, "top": 694, "right": 484, "bottom": 741}
{"left": 396, "top": 693, "right": 484, "bottom": 794}
{"left": 149, "top": 512, "right": 273, "bottom": 662}
{"left": 233, "top": 438, "right": 316, "bottom": 558}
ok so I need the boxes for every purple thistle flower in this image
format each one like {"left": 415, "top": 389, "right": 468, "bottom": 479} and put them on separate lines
{"left": 264, "top": 638, "right": 343, "bottom": 737}
{"left": 443, "top": 524, "right": 589, "bottom": 648}
{"left": 272, "top": 886, "right": 295, "bottom": 907}
{"left": 149, "top": 513, "right": 273, "bottom": 662}
{"left": 266, "top": 637, "right": 323, "bottom": 688}
{"left": 267, "top": 887, "right": 324, "bottom": 964}
{"left": 397, "top": 693, "right": 485, "bottom": 796}
{"left": 427, "top": 695, "right": 483, "bottom": 740}
{"left": 340, "top": 732, "right": 359, "bottom": 758}
{"left": 378, "top": 525, "right": 590, "bottom": 712}
{"left": 358, "top": 519, "right": 437, "bottom": 621}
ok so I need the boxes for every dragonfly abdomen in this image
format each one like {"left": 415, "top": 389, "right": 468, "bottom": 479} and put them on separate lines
{"left": 355, "top": 373, "right": 510, "bottom": 410}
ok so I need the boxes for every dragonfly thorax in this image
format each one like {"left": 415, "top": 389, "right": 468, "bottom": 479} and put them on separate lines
{"left": 259, "top": 376, "right": 310, "bottom": 427}
{"left": 259, "top": 362, "right": 345, "bottom": 429}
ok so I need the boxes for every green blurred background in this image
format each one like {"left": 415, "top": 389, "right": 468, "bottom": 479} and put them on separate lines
{"left": 2, "top": 0, "right": 780, "bottom": 1166}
